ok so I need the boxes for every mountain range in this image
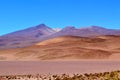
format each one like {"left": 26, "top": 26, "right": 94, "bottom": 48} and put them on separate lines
{"left": 0, "top": 24, "right": 120, "bottom": 60}
{"left": 0, "top": 24, "right": 120, "bottom": 50}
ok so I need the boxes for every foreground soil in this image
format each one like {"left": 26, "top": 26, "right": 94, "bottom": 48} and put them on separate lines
{"left": 0, "top": 61, "right": 120, "bottom": 75}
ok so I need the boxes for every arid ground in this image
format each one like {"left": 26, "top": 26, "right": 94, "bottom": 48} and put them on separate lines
{"left": 0, "top": 61, "right": 120, "bottom": 75}
{"left": 0, "top": 35, "right": 120, "bottom": 61}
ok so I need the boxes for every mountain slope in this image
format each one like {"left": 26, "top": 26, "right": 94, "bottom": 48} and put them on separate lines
{"left": 2, "top": 24, "right": 55, "bottom": 38}
{"left": 0, "top": 24, "right": 56, "bottom": 49}
{"left": 0, "top": 35, "right": 120, "bottom": 61}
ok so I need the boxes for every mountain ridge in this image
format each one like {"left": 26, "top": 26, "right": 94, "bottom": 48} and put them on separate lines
{"left": 0, "top": 24, "right": 120, "bottom": 50}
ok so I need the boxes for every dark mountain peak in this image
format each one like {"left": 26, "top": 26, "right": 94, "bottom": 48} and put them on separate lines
{"left": 34, "top": 24, "right": 56, "bottom": 33}
{"left": 35, "top": 24, "right": 49, "bottom": 29}
{"left": 38, "top": 23, "right": 46, "bottom": 26}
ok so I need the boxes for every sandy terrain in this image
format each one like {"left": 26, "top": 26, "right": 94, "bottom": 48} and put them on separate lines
{"left": 0, "top": 61, "right": 120, "bottom": 75}
{"left": 0, "top": 35, "right": 120, "bottom": 61}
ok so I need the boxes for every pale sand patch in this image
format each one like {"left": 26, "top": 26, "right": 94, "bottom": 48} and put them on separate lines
{"left": 36, "top": 37, "right": 66, "bottom": 45}
{"left": 109, "top": 53, "right": 120, "bottom": 60}
{"left": 0, "top": 54, "right": 16, "bottom": 60}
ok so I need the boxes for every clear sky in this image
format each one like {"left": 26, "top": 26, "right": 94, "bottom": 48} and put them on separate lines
{"left": 0, "top": 0, "right": 120, "bottom": 35}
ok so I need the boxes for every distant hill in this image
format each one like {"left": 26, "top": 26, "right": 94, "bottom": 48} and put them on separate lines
{"left": 0, "top": 24, "right": 120, "bottom": 50}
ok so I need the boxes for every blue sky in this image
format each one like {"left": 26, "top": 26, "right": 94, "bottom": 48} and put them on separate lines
{"left": 0, "top": 0, "right": 120, "bottom": 35}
